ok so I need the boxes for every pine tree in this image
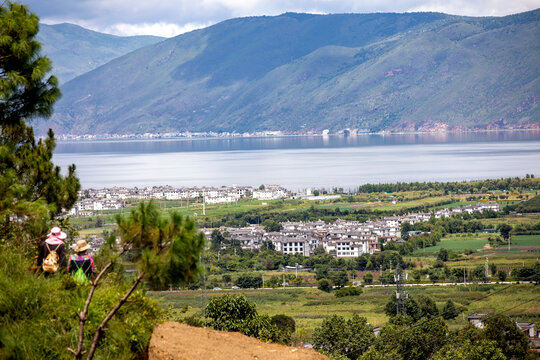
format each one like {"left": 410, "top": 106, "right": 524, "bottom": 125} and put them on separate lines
{"left": 0, "top": 2, "right": 79, "bottom": 247}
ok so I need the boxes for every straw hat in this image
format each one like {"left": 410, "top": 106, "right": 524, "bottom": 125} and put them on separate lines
{"left": 74, "top": 239, "right": 90, "bottom": 253}
{"left": 49, "top": 226, "right": 67, "bottom": 240}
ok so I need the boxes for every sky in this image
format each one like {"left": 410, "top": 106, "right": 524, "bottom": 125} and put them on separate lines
{"left": 23, "top": 0, "right": 540, "bottom": 38}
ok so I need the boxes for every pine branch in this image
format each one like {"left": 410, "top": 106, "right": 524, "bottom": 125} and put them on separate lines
{"left": 69, "top": 246, "right": 129, "bottom": 359}
{"left": 85, "top": 271, "right": 145, "bottom": 360}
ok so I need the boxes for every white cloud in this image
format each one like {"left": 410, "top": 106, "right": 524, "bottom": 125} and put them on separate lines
{"left": 104, "top": 22, "right": 213, "bottom": 37}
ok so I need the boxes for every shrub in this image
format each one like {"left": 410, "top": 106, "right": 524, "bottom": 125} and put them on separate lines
{"left": 335, "top": 286, "right": 363, "bottom": 297}
{"left": 363, "top": 272, "right": 373, "bottom": 284}
{"left": 313, "top": 314, "right": 374, "bottom": 359}
{"left": 318, "top": 278, "right": 332, "bottom": 292}
{"left": 0, "top": 247, "right": 160, "bottom": 359}
{"left": 204, "top": 294, "right": 284, "bottom": 342}
{"left": 234, "top": 275, "right": 263, "bottom": 289}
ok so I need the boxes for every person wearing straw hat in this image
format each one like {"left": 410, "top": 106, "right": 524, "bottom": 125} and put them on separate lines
{"left": 37, "top": 226, "right": 68, "bottom": 274}
{"left": 67, "top": 239, "right": 96, "bottom": 280}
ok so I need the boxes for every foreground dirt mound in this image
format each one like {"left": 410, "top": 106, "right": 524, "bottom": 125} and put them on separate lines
{"left": 149, "top": 322, "right": 328, "bottom": 360}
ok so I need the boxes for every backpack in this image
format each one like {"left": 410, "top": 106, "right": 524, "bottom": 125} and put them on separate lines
{"left": 42, "top": 243, "right": 59, "bottom": 273}
{"left": 72, "top": 260, "right": 89, "bottom": 285}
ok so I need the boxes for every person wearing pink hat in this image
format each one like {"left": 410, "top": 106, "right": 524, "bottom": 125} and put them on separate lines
{"left": 37, "top": 226, "right": 67, "bottom": 274}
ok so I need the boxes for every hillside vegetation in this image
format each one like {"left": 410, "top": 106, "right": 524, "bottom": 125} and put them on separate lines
{"left": 41, "top": 10, "right": 540, "bottom": 135}
{"left": 37, "top": 23, "right": 164, "bottom": 83}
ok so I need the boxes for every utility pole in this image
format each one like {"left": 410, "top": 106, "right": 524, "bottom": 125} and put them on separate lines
{"left": 485, "top": 257, "right": 489, "bottom": 278}
{"left": 394, "top": 264, "right": 407, "bottom": 316}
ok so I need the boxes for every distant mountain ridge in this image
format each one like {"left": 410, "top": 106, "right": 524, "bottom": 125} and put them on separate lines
{"left": 37, "top": 23, "right": 164, "bottom": 83}
{"left": 40, "top": 10, "right": 540, "bottom": 135}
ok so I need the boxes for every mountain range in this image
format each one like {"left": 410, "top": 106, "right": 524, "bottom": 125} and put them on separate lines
{"left": 37, "top": 10, "right": 540, "bottom": 135}
{"left": 37, "top": 23, "right": 163, "bottom": 83}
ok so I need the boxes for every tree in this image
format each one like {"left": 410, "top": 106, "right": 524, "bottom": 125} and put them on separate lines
{"left": 0, "top": 3, "right": 61, "bottom": 126}
{"left": 442, "top": 300, "right": 459, "bottom": 320}
{"left": 329, "top": 270, "right": 349, "bottom": 288}
{"left": 70, "top": 202, "right": 205, "bottom": 359}
{"left": 432, "top": 339, "right": 505, "bottom": 360}
{"left": 313, "top": 245, "right": 326, "bottom": 255}
{"left": 497, "top": 270, "right": 507, "bottom": 281}
{"left": 499, "top": 223, "right": 512, "bottom": 241}
{"left": 210, "top": 229, "right": 225, "bottom": 252}
{"left": 313, "top": 314, "right": 374, "bottom": 360}
{"left": 436, "top": 248, "right": 449, "bottom": 262}
{"left": 482, "top": 314, "right": 529, "bottom": 359}
{"left": 401, "top": 222, "right": 412, "bottom": 241}
{"left": 318, "top": 278, "right": 332, "bottom": 292}
{"left": 0, "top": 3, "right": 79, "bottom": 248}
{"left": 261, "top": 219, "right": 282, "bottom": 232}
{"left": 417, "top": 295, "right": 439, "bottom": 318}
{"left": 363, "top": 272, "right": 373, "bottom": 285}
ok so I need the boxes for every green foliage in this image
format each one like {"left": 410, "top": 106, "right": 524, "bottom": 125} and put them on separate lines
{"left": 417, "top": 295, "right": 439, "bottom": 318}
{"left": 374, "top": 316, "right": 447, "bottom": 360}
{"left": 270, "top": 314, "right": 296, "bottom": 344}
{"left": 204, "top": 294, "right": 285, "bottom": 343}
{"left": 234, "top": 275, "right": 263, "bottom": 288}
{"left": 499, "top": 223, "right": 513, "bottom": 241}
{"left": 329, "top": 270, "right": 349, "bottom": 288}
{"left": 0, "top": 3, "right": 79, "bottom": 251}
{"left": 483, "top": 314, "right": 529, "bottom": 359}
{"left": 116, "top": 202, "right": 205, "bottom": 290}
{"left": 442, "top": 300, "right": 459, "bottom": 320}
{"left": 0, "top": 247, "right": 160, "bottom": 359}
{"left": 313, "top": 314, "right": 374, "bottom": 360}
{"left": 0, "top": 3, "right": 61, "bottom": 126}
{"left": 431, "top": 339, "right": 505, "bottom": 360}
{"left": 334, "top": 286, "right": 363, "bottom": 298}
{"left": 384, "top": 293, "right": 422, "bottom": 322}
{"left": 318, "top": 278, "right": 332, "bottom": 292}
{"left": 363, "top": 272, "right": 373, "bottom": 284}
{"left": 261, "top": 219, "right": 282, "bottom": 232}
{"left": 513, "top": 195, "right": 540, "bottom": 213}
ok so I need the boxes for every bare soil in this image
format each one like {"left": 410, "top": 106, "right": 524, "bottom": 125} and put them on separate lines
{"left": 149, "top": 322, "right": 328, "bottom": 360}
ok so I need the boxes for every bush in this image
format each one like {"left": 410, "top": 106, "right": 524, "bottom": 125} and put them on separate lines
{"left": 363, "top": 272, "right": 373, "bottom": 284}
{"left": 234, "top": 275, "right": 263, "bottom": 289}
{"left": 318, "top": 278, "right": 332, "bottom": 292}
{"left": 313, "top": 314, "right": 374, "bottom": 359}
{"left": 204, "top": 294, "right": 284, "bottom": 343}
{"left": 335, "top": 286, "right": 363, "bottom": 297}
{"left": 270, "top": 314, "right": 296, "bottom": 344}
{"left": 0, "top": 247, "right": 160, "bottom": 359}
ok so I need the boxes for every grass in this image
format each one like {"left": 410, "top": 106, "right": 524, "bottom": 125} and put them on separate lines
{"left": 149, "top": 283, "right": 540, "bottom": 335}
{"left": 412, "top": 234, "right": 490, "bottom": 254}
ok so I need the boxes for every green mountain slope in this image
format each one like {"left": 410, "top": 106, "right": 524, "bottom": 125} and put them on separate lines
{"left": 42, "top": 11, "right": 540, "bottom": 134}
{"left": 37, "top": 23, "right": 164, "bottom": 83}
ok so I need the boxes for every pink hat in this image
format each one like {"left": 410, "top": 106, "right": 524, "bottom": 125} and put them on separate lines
{"left": 49, "top": 226, "right": 67, "bottom": 240}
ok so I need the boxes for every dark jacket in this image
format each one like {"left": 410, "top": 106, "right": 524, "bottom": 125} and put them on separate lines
{"left": 68, "top": 254, "right": 96, "bottom": 278}
{"left": 37, "top": 241, "right": 67, "bottom": 269}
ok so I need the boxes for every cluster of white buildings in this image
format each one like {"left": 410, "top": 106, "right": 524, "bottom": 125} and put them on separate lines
{"left": 214, "top": 202, "right": 500, "bottom": 258}
{"left": 69, "top": 185, "right": 291, "bottom": 216}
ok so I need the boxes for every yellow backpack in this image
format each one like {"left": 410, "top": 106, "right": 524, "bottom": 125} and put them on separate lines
{"left": 42, "top": 243, "right": 59, "bottom": 273}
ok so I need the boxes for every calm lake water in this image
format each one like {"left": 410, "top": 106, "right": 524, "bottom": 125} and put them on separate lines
{"left": 53, "top": 131, "right": 540, "bottom": 190}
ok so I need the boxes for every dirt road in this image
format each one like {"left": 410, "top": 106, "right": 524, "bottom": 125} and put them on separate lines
{"left": 149, "top": 322, "right": 328, "bottom": 360}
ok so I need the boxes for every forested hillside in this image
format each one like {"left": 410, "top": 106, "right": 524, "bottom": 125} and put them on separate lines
{"left": 41, "top": 10, "right": 540, "bottom": 135}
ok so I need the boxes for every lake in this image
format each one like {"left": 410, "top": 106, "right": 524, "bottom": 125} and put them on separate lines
{"left": 53, "top": 131, "right": 540, "bottom": 191}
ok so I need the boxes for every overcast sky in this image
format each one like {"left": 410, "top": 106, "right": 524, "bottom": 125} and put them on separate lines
{"left": 23, "top": 0, "right": 540, "bottom": 37}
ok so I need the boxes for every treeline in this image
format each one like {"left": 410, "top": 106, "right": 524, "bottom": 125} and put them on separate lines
{"left": 198, "top": 199, "right": 455, "bottom": 228}
{"left": 508, "top": 194, "right": 540, "bottom": 213}
{"left": 357, "top": 176, "right": 539, "bottom": 194}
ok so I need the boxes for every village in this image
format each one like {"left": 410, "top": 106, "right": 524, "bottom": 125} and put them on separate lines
{"left": 71, "top": 184, "right": 500, "bottom": 258}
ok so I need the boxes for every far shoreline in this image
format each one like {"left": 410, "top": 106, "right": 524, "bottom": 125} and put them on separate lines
{"left": 53, "top": 128, "right": 540, "bottom": 143}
